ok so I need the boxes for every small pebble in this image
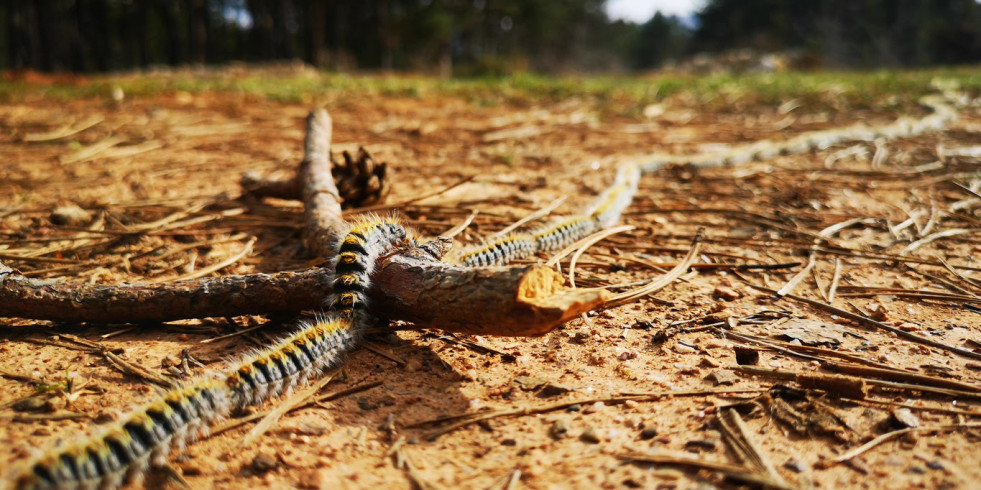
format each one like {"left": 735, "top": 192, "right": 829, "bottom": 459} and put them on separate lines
{"left": 784, "top": 460, "right": 808, "bottom": 473}
{"left": 251, "top": 453, "right": 278, "bottom": 473}
{"left": 583, "top": 401, "right": 605, "bottom": 414}
{"left": 567, "top": 404, "right": 582, "bottom": 412}
{"left": 684, "top": 439, "right": 717, "bottom": 452}
{"left": 926, "top": 460, "right": 945, "bottom": 471}
{"left": 889, "top": 407, "right": 920, "bottom": 429}
{"left": 639, "top": 428, "right": 658, "bottom": 440}
{"left": 733, "top": 346, "right": 760, "bottom": 365}
{"left": 549, "top": 420, "right": 569, "bottom": 439}
{"left": 580, "top": 427, "right": 601, "bottom": 444}
{"left": 404, "top": 358, "right": 423, "bottom": 372}
{"left": 501, "top": 438, "right": 516, "bottom": 446}
{"left": 539, "top": 382, "right": 572, "bottom": 397}
{"left": 12, "top": 396, "right": 47, "bottom": 412}
{"left": 50, "top": 204, "right": 91, "bottom": 226}
{"left": 713, "top": 286, "right": 741, "bottom": 301}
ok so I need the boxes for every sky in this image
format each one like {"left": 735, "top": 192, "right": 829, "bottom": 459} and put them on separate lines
{"left": 605, "top": 0, "right": 704, "bottom": 23}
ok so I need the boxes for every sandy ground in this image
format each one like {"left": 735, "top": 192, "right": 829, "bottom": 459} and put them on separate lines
{"left": 1, "top": 68, "right": 981, "bottom": 489}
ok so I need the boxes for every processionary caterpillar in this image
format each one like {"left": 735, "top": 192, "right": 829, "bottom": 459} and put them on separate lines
{"left": 11, "top": 213, "right": 416, "bottom": 490}
{"left": 14, "top": 379, "right": 229, "bottom": 490}
{"left": 8, "top": 91, "right": 961, "bottom": 489}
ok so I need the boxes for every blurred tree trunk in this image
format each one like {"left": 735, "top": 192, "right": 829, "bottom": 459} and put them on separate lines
{"left": 189, "top": 0, "right": 208, "bottom": 64}
{"left": 308, "top": 1, "right": 328, "bottom": 67}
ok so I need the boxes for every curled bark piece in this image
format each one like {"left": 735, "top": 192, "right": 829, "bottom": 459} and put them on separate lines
{"left": 370, "top": 255, "right": 609, "bottom": 336}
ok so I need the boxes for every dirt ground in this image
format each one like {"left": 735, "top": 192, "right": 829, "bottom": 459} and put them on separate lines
{"left": 1, "top": 67, "right": 981, "bottom": 489}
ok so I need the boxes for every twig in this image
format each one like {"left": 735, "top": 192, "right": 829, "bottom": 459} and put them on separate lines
{"left": 208, "top": 379, "right": 382, "bottom": 438}
{"left": 410, "top": 387, "right": 763, "bottom": 440}
{"left": 440, "top": 210, "right": 477, "bottom": 239}
{"left": 23, "top": 114, "right": 104, "bottom": 142}
{"left": 0, "top": 266, "right": 331, "bottom": 323}
{"left": 832, "top": 423, "right": 981, "bottom": 463}
{"left": 616, "top": 451, "right": 796, "bottom": 490}
{"left": 240, "top": 374, "right": 336, "bottom": 445}
{"left": 603, "top": 236, "right": 701, "bottom": 308}
{"left": 716, "top": 408, "right": 791, "bottom": 488}
{"left": 568, "top": 225, "right": 637, "bottom": 288}
{"left": 733, "top": 365, "right": 981, "bottom": 400}
{"left": 166, "top": 237, "right": 255, "bottom": 282}
{"left": 901, "top": 228, "right": 973, "bottom": 255}
{"left": 737, "top": 279, "right": 981, "bottom": 361}
{"left": 346, "top": 174, "right": 477, "bottom": 214}
{"left": 492, "top": 196, "right": 567, "bottom": 237}
{"left": 299, "top": 109, "right": 344, "bottom": 259}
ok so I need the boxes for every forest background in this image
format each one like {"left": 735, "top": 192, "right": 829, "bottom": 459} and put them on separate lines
{"left": 4, "top": 0, "right": 981, "bottom": 76}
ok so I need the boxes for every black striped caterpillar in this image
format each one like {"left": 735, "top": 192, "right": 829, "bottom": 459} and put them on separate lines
{"left": 329, "top": 213, "right": 413, "bottom": 319}
{"left": 8, "top": 91, "right": 961, "bottom": 489}
{"left": 458, "top": 235, "right": 536, "bottom": 267}
{"left": 225, "top": 315, "right": 356, "bottom": 408}
{"left": 11, "top": 213, "right": 419, "bottom": 490}
{"left": 13, "top": 379, "right": 229, "bottom": 490}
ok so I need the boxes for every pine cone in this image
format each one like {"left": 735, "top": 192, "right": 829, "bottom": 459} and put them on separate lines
{"left": 331, "top": 147, "right": 390, "bottom": 207}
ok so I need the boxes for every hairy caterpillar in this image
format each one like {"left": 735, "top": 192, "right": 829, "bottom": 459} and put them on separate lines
{"left": 458, "top": 235, "right": 536, "bottom": 267}
{"left": 586, "top": 164, "right": 639, "bottom": 229}
{"left": 10, "top": 213, "right": 423, "bottom": 490}
{"left": 14, "top": 379, "right": 229, "bottom": 490}
{"left": 329, "top": 213, "right": 412, "bottom": 319}
{"left": 225, "top": 314, "right": 356, "bottom": 408}
{"left": 8, "top": 91, "right": 962, "bottom": 488}
{"left": 532, "top": 216, "right": 597, "bottom": 252}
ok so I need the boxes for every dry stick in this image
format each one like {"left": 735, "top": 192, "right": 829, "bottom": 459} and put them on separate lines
{"left": 777, "top": 217, "right": 865, "bottom": 298}
{"left": 491, "top": 196, "right": 568, "bottom": 238}
{"left": 832, "top": 423, "right": 981, "bottom": 463}
{"left": 23, "top": 114, "right": 104, "bottom": 142}
{"left": 344, "top": 174, "right": 477, "bottom": 215}
{"left": 740, "top": 280, "right": 981, "bottom": 361}
{"left": 716, "top": 408, "right": 791, "bottom": 489}
{"left": 568, "top": 225, "right": 637, "bottom": 288}
{"left": 836, "top": 290, "right": 981, "bottom": 304}
{"left": 616, "top": 451, "right": 796, "bottom": 490}
{"left": 734, "top": 365, "right": 981, "bottom": 401}
{"left": 901, "top": 228, "right": 974, "bottom": 255}
{"left": 0, "top": 266, "right": 330, "bottom": 323}
{"left": 165, "top": 237, "right": 256, "bottom": 282}
{"left": 822, "top": 363, "right": 981, "bottom": 394}
{"left": 395, "top": 446, "right": 445, "bottom": 490}
{"left": 440, "top": 210, "right": 477, "bottom": 239}
{"left": 208, "top": 380, "right": 383, "bottom": 438}
{"left": 937, "top": 255, "right": 981, "bottom": 292}
{"left": 240, "top": 374, "right": 336, "bottom": 445}
{"left": 299, "top": 109, "right": 344, "bottom": 259}
{"left": 724, "top": 330, "right": 896, "bottom": 371}
{"left": 603, "top": 237, "right": 701, "bottom": 308}
{"left": 411, "top": 388, "right": 764, "bottom": 440}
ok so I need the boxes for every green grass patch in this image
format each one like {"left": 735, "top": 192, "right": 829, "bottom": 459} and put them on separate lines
{"left": 2, "top": 65, "right": 978, "bottom": 114}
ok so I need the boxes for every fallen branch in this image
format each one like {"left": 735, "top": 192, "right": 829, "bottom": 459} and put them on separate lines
{"left": 299, "top": 109, "right": 344, "bottom": 259}
{"left": 0, "top": 266, "right": 330, "bottom": 323}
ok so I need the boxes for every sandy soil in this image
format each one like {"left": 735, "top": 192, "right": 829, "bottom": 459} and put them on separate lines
{"left": 1, "top": 68, "right": 980, "bottom": 489}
